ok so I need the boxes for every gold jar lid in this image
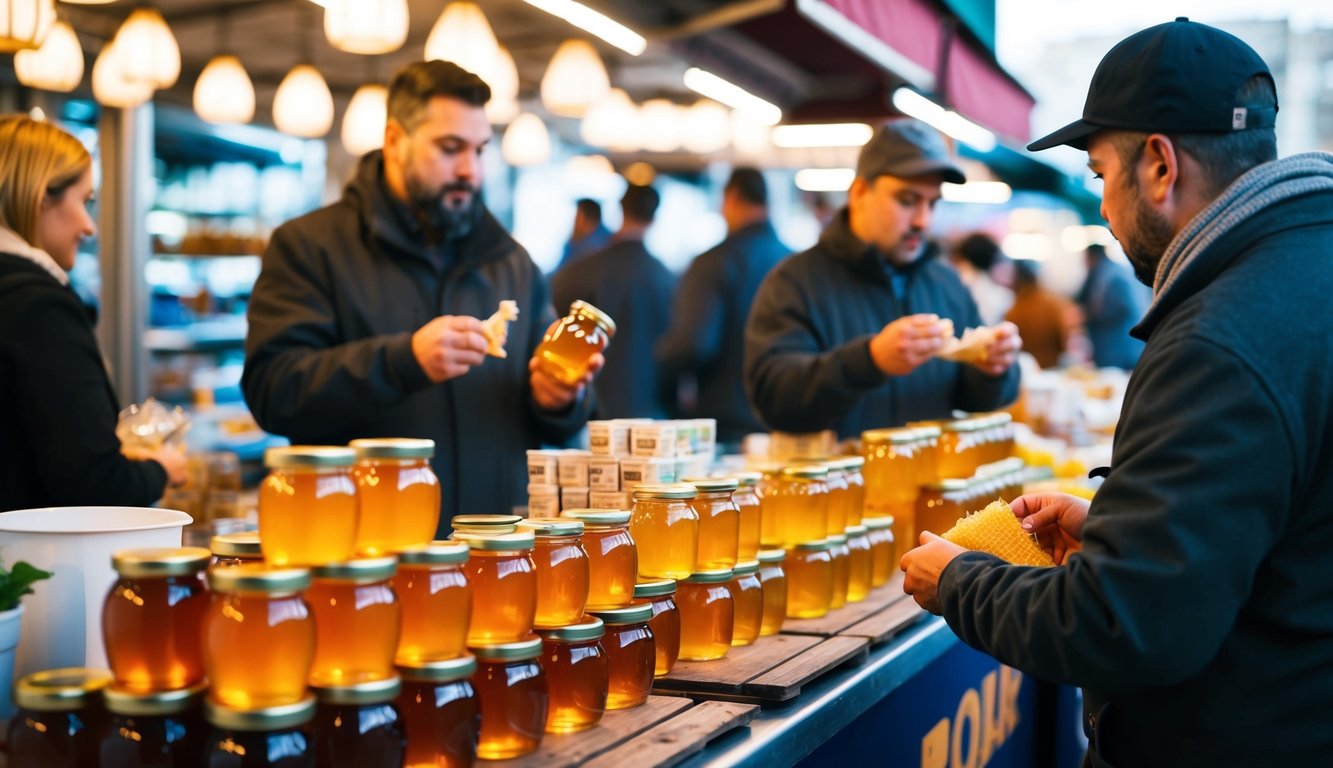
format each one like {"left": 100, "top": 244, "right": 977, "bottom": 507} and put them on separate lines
{"left": 633, "top": 579, "right": 677, "bottom": 598}
{"left": 756, "top": 549, "right": 787, "bottom": 564}
{"left": 349, "top": 437, "right": 435, "bottom": 460}
{"left": 587, "top": 603, "right": 654, "bottom": 625}
{"left": 828, "top": 455, "right": 866, "bottom": 471}
{"left": 398, "top": 541, "right": 469, "bottom": 566}
{"left": 941, "top": 419, "right": 983, "bottom": 433}
{"left": 733, "top": 471, "right": 762, "bottom": 487}
{"left": 453, "top": 531, "right": 535, "bottom": 551}
{"left": 112, "top": 547, "right": 211, "bottom": 578}
{"left": 310, "top": 675, "right": 402, "bottom": 706}
{"left": 210, "top": 532, "right": 262, "bottom": 559}
{"left": 264, "top": 445, "right": 356, "bottom": 469}
{"left": 518, "top": 518, "right": 585, "bottom": 537}
{"left": 469, "top": 637, "right": 544, "bottom": 662}
{"left": 451, "top": 514, "right": 523, "bottom": 535}
{"left": 782, "top": 465, "right": 828, "bottom": 479}
{"left": 561, "top": 508, "right": 631, "bottom": 526}
{"left": 924, "top": 479, "right": 972, "bottom": 492}
{"left": 535, "top": 616, "right": 605, "bottom": 642}
{"left": 313, "top": 556, "right": 398, "bottom": 583}
{"left": 862, "top": 516, "right": 895, "bottom": 530}
{"left": 570, "top": 299, "right": 617, "bottom": 336}
{"left": 794, "top": 539, "right": 833, "bottom": 552}
{"left": 396, "top": 655, "right": 477, "bottom": 683}
{"left": 913, "top": 424, "right": 943, "bottom": 439}
{"left": 208, "top": 564, "right": 312, "bottom": 595}
{"left": 14, "top": 668, "right": 111, "bottom": 712}
{"left": 205, "top": 695, "right": 316, "bottom": 732}
{"left": 862, "top": 427, "right": 918, "bottom": 445}
{"left": 828, "top": 534, "right": 848, "bottom": 545}
{"left": 681, "top": 477, "right": 739, "bottom": 493}
{"left": 685, "top": 568, "right": 733, "bottom": 584}
{"left": 104, "top": 682, "right": 207, "bottom": 716}
{"left": 631, "top": 483, "right": 697, "bottom": 501}
{"left": 731, "top": 560, "right": 760, "bottom": 576}
{"left": 845, "top": 525, "right": 869, "bottom": 537}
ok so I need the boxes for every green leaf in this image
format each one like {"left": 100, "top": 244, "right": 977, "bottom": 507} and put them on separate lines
{"left": 0, "top": 561, "right": 53, "bottom": 612}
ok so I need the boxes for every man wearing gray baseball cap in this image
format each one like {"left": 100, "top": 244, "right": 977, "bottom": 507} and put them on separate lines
{"left": 902, "top": 18, "right": 1333, "bottom": 768}
{"left": 743, "top": 118, "right": 1022, "bottom": 437}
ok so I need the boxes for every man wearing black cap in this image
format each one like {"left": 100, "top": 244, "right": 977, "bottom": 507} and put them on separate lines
{"left": 902, "top": 19, "right": 1333, "bottom": 767}
{"left": 743, "top": 119, "right": 1022, "bottom": 438}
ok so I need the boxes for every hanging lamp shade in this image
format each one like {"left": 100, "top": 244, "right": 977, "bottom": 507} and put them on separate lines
{"left": 0, "top": 0, "right": 55, "bottom": 53}
{"left": 113, "top": 6, "right": 180, "bottom": 88}
{"left": 424, "top": 2, "right": 501, "bottom": 83}
{"left": 501, "top": 112, "right": 550, "bottom": 167}
{"left": 638, "top": 99, "right": 682, "bottom": 153}
{"left": 92, "top": 38, "right": 153, "bottom": 108}
{"left": 681, "top": 99, "right": 730, "bottom": 155}
{"left": 484, "top": 45, "right": 520, "bottom": 125}
{"left": 14, "top": 19, "right": 82, "bottom": 92}
{"left": 193, "top": 54, "right": 255, "bottom": 125}
{"left": 324, "top": 0, "right": 408, "bottom": 55}
{"left": 273, "top": 64, "right": 334, "bottom": 138}
{"left": 540, "top": 39, "right": 609, "bottom": 118}
{"left": 580, "top": 88, "right": 634, "bottom": 150}
{"left": 730, "top": 109, "right": 771, "bottom": 158}
{"left": 341, "top": 84, "right": 387, "bottom": 156}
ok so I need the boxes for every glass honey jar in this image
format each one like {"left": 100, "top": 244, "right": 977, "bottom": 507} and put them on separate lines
{"left": 912, "top": 425, "right": 942, "bottom": 486}
{"left": 535, "top": 617, "right": 609, "bottom": 733}
{"left": 260, "top": 446, "right": 358, "bottom": 567}
{"left": 100, "top": 683, "right": 207, "bottom": 768}
{"left": 821, "top": 463, "right": 850, "bottom": 536}
{"left": 828, "top": 534, "right": 851, "bottom": 610}
{"left": 561, "top": 509, "right": 637, "bottom": 610}
{"left": 396, "top": 656, "right": 478, "bottom": 768}
{"left": 676, "top": 569, "right": 735, "bottom": 661}
{"left": 755, "top": 550, "right": 787, "bottom": 636}
{"left": 349, "top": 438, "right": 440, "bottom": 555}
{"left": 586, "top": 604, "right": 655, "bottom": 710}
{"left": 830, "top": 456, "right": 866, "bottom": 526}
{"left": 844, "top": 525, "right": 873, "bottom": 603}
{"left": 450, "top": 514, "right": 522, "bottom": 536}
{"left": 732, "top": 471, "right": 763, "bottom": 562}
{"left": 629, "top": 484, "right": 699, "bottom": 580}
{"left": 211, "top": 531, "right": 263, "bottom": 568}
{"left": 632, "top": 579, "right": 679, "bottom": 677}
{"left": 310, "top": 676, "right": 405, "bottom": 768}
{"left": 202, "top": 695, "right": 315, "bottom": 768}
{"left": 862, "top": 429, "right": 920, "bottom": 559}
{"left": 767, "top": 465, "right": 829, "bottom": 547}
{"left": 755, "top": 464, "right": 784, "bottom": 548}
{"left": 785, "top": 540, "right": 834, "bottom": 619}
{"left": 683, "top": 477, "right": 740, "bottom": 569}
{"left": 395, "top": 541, "right": 470, "bottom": 664}
{"left": 519, "top": 518, "right": 590, "bottom": 628}
{"left": 727, "top": 561, "right": 763, "bottom": 647}
{"left": 308, "top": 557, "right": 401, "bottom": 686}
{"left": 938, "top": 418, "right": 984, "bottom": 480}
{"left": 916, "top": 479, "right": 971, "bottom": 545}
{"left": 9, "top": 668, "right": 111, "bottom": 768}
{"left": 470, "top": 638, "right": 549, "bottom": 760}
{"left": 204, "top": 565, "right": 315, "bottom": 710}
{"left": 863, "top": 516, "right": 896, "bottom": 588}
{"left": 456, "top": 531, "right": 537, "bottom": 645}
{"left": 103, "top": 547, "right": 211, "bottom": 692}
{"left": 533, "top": 299, "right": 617, "bottom": 386}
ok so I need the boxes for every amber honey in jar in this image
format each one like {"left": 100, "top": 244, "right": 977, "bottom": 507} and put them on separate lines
{"left": 732, "top": 471, "right": 763, "bottom": 561}
{"left": 103, "top": 547, "right": 211, "bottom": 692}
{"left": 349, "top": 438, "right": 441, "bottom": 555}
{"left": 210, "top": 531, "right": 262, "bottom": 568}
{"left": 844, "top": 525, "right": 873, "bottom": 603}
{"left": 533, "top": 300, "right": 617, "bottom": 386}
{"left": 916, "top": 479, "right": 971, "bottom": 544}
{"left": 470, "top": 638, "right": 549, "bottom": 760}
{"left": 586, "top": 603, "right": 655, "bottom": 710}
{"left": 785, "top": 540, "right": 834, "bottom": 619}
{"left": 562, "top": 509, "right": 637, "bottom": 609}
{"left": 204, "top": 565, "right": 315, "bottom": 709}
{"left": 676, "top": 569, "right": 735, "bottom": 661}
{"left": 821, "top": 463, "right": 850, "bottom": 536}
{"left": 396, "top": 656, "right": 478, "bottom": 768}
{"left": 310, "top": 676, "right": 405, "bottom": 768}
{"left": 395, "top": 541, "right": 470, "bottom": 664}
{"left": 308, "top": 557, "right": 400, "bottom": 686}
{"left": 830, "top": 456, "right": 866, "bottom": 526}
{"left": 755, "top": 550, "right": 787, "bottom": 636}
{"left": 862, "top": 429, "right": 920, "bottom": 559}
{"left": 455, "top": 531, "right": 537, "bottom": 645}
{"left": 100, "top": 682, "right": 207, "bottom": 768}
{"left": 727, "top": 561, "right": 763, "bottom": 647}
{"left": 519, "top": 518, "right": 591, "bottom": 628}
{"left": 828, "top": 534, "right": 851, "bottom": 610}
{"left": 632, "top": 579, "right": 680, "bottom": 677}
{"left": 939, "top": 418, "right": 985, "bottom": 480}
{"left": 629, "top": 483, "right": 699, "bottom": 580}
{"left": 682, "top": 477, "right": 740, "bottom": 569}
{"left": 202, "top": 695, "right": 315, "bottom": 768}
{"left": 863, "top": 516, "right": 896, "bottom": 587}
{"left": 9, "top": 668, "right": 111, "bottom": 768}
{"left": 450, "top": 514, "right": 523, "bottom": 536}
{"left": 260, "top": 446, "right": 358, "bottom": 567}
{"left": 535, "top": 617, "right": 609, "bottom": 733}
{"left": 755, "top": 464, "right": 784, "bottom": 547}
{"left": 912, "top": 424, "right": 942, "bottom": 485}
{"left": 768, "top": 465, "right": 830, "bottom": 547}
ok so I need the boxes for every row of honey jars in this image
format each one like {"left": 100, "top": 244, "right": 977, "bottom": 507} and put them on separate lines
{"left": 935, "top": 413, "right": 1015, "bottom": 480}
{"left": 915, "top": 464, "right": 1026, "bottom": 544}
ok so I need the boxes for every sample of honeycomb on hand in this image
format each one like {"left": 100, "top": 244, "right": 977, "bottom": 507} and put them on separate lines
{"left": 480, "top": 300, "right": 519, "bottom": 358}
{"left": 942, "top": 499, "right": 1056, "bottom": 567}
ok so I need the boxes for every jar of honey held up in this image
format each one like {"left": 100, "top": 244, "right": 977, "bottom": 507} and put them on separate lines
{"left": 349, "top": 438, "right": 440, "bottom": 555}
{"left": 727, "top": 561, "right": 763, "bottom": 647}
{"left": 676, "top": 569, "right": 735, "bottom": 661}
{"left": 844, "top": 525, "right": 874, "bottom": 603}
{"left": 450, "top": 514, "right": 523, "bottom": 536}
{"left": 535, "top": 617, "right": 609, "bottom": 733}
{"left": 828, "top": 534, "right": 851, "bottom": 610}
{"left": 821, "top": 463, "right": 850, "bottom": 536}
{"left": 586, "top": 604, "right": 655, "bottom": 710}
{"left": 204, "top": 565, "right": 315, "bottom": 710}
{"left": 629, "top": 484, "right": 699, "bottom": 580}
{"left": 916, "top": 479, "right": 971, "bottom": 545}
{"left": 862, "top": 429, "right": 919, "bottom": 559}
{"left": 103, "top": 547, "right": 211, "bottom": 692}
{"left": 100, "top": 683, "right": 207, "bottom": 768}
{"left": 456, "top": 531, "right": 537, "bottom": 645}
{"left": 519, "top": 518, "right": 591, "bottom": 628}
{"left": 785, "top": 540, "right": 834, "bottom": 619}
{"left": 768, "top": 465, "right": 830, "bottom": 547}
{"left": 211, "top": 531, "right": 262, "bottom": 568}
{"left": 562, "top": 509, "right": 637, "bottom": 610}
{"left": 682, "top": 477, "right": 740, "bottom": 569}
{"left": 310, "top": 676, "right": 405, "bottom": 768}
{"left": 632, "top": 579, "right": 680, "bottom": 677}
{"left": 533, "top": 299, "right": 617, "bottom": 386}
{"left": 829, "top": 456, "right": 866, "bottom": 527}
{"left": 308, "top": 557, "right": 400, "bottom": 686}
{"left": 259, "top": 446, "right": 358, "bottom": 567}
{"left": 755, "top": 550, "right": 787, "bottom": 636}
{"left": 732, "top": 471, "right": 763, "bottom": 561}
{"left": 396, "top": 656, "right": 478, "bottom": 768}
{"left": 470, "top": 638, "right": 549, "bottom": 760}
{"left": 202, "top": 695, "right": 315, "bottom": 768}
{"left": 8, "top": 668, "right": 111, "bottom": 768}
{"left": 395, "top": 541, "right": 470, "bottom": 664}
{"left": 863, "top": 517, "right": 896, "bottom": 588}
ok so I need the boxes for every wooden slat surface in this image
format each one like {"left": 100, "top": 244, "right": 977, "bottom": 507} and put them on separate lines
{"left": 583, "top": 701, "right": 759, "bottom": 768}
{"left": 840, "top": 594, "right": 928, "bottom": 645}
{"left": 655, "top": 634, "right": 823, "bottom": 692}
{"left": 779, "top": 574, "right": 907, "bottom": 637}
{"left": 502, "top": 695, "right": 693, "bottom": 768}
{"left": 742, "top": 635, "right": 869, "bottom": 700}
{"left": 653, "top": 633, "right": 868, "bottom": 704}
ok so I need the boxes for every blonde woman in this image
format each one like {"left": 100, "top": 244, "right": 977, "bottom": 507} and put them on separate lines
{"left": 0, "top": 115, "right": 186, "bottom": 511}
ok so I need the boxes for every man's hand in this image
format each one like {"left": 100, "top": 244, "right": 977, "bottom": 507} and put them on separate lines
{"left": 971, "top": 321, "right": 1022, "bottom": 376}
{"left": 412, "top": 315, "right": 488, "bottom": 383}
{"left": 900, "top": 531, "right": 968, "bottom": 615}
{"left": 869, "top": 314, "right": 948, "bottom": 376}
{"left": 529, "top": 353, "right": 604, "bottom": 412}
{"left": 1010, "top": 492, "right": 1089, "bottom": 565}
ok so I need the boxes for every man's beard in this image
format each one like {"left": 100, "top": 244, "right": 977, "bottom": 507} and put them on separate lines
{"left": 406, "top": 174, "right": 479, "bottom": 242}
{"left": 1118, "top": 180, "right": 1176, "bottom": 288}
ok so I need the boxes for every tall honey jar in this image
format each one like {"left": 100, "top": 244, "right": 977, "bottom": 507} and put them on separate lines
{"left": 100, "top": 683, "right": 207, "bottom": 768}
{"left": 938, "top": 418, "right": 985, "bottom": 479}
{"left": 561, "top": 509, "right": 637, "bottom": 610}
{"left": 684, "top": 477, "right": 741, "bottom": 569}
{"left": 862, "top": 429, "right": 920, "bottom": 559}
{"left": 755, "top": 549, "right": 787, "bottom": 636}
{"left": 103, "top": 547, "right": 211, "bottom": 692}
{"left": 450, "top": 514, "right": 522, "bottom": 535}
{"left": 536, "top": 617, "right": 609, "bottom": 733}
{"left": 210, "top": 531, "right": 262, "bottom": 568}
{"left": 863, "top": 516, "right": 896, "bottom": 587}
{"left": 204, "top": 565, "right": 315, "bottom": 709}
{"left": 519, "top": 518, "right": 590, "bottom": 628}
{"left": 9, "top": 668, "right": 111, "bottom": 768}
{"left": 586, "top": 603, "right": 655, "bottom": 710}
{"left": 767, "top": 465, "right": 829, "bottom": 547}
{"left": 202, "top": 695, "right": 315, "bottom": 768}
{"left": 732, "top": 471, "right": 763, "bottom": 561}
{"left": 260, "top": 446, "right": 358, "bottom": 567}
{"left": 533, "top": 300, "right": 617, "bottom": 385}
{"left": 395, "top": 540, "right": 470, "bottom": 664}
{"left": 632, "top": 579, "right": 680, "bottom": 677}
{"left": 785, "top": 540, "right": 834, "bottom": 619}
{"left": 396, "top": 656, "right": 478, "bottom": 768}
{"left": 310, "top": 676, "right": 405, "bottom": 768}
{"left": 727, "top": 561, "right": 763, "bottom": 647}
{"left": 830, "top": 456, "right": 866, "bottom": 526}
{"left": 308, "top": 557, "right": 400, "bottom": 686}
{"left": 755, "top": 463, "right": 784, "bottom": 547}
{"left": 676, "top": 569, "right": 735, "bottom": 661}
{"left": 349, "top": 438, "right": 440, "bottom": 555}
{"left": 844, "top": 525, "right": 873, "bottom": 603}
{"left": 916, "top": 479, "right": 971, "bottom": 544}
{"left": 828, "top": 534, "right": 851, "bottom": 610}
{"left": 821, "top": 463, "right": 850, "bottom": 536}
{"left": 470, "top": 638, "right": 549, "bottom": 760}
{"left": 629, "top": 484, "right": 699, "bottom": 580}
{"left": 456, "top": 531, "right": 537, "bottom": 645}
{"left": 912, "top": 425, "right": 942, "bottom": 486}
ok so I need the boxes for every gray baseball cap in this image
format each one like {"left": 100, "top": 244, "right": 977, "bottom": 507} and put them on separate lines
{"left": 856, "top": 119, "right": 966, "bottom": 184}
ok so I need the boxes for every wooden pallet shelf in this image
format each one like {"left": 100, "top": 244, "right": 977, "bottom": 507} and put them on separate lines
{"left": 653, "top": 633, "right": 869, "bottom": 704}
{"left": 780, "top": 575, "right": 926, "bottom": 645}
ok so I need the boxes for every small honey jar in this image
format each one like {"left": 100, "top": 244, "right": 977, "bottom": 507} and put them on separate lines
{"left": 727, "top": 561, "right": 763, "bottom": 647}
{"left": 562, "top": 508, "right": 637, "bottom": 610}
{"left": 632, "top": 579, "right": 680, "bottom": 677}
{"left": 349, "top": 437, "right": 441, "bottom": 555}
{"left": 519, "top": 518, "right": 591, "bottom": 628}
{"left": 683, "top": 477, "right": 741, "bottom": 570}
{"left": 536, "top": 617, "right": 609, "bottom": 733}
{"left": 9, "top": 668, "right": 111, "bottom": 768}
{"left": 785, "top": 540, "right": 834, "bottom": 619}
{"left": 308, "top": 557, "right": 401, "bottom": 686}
{"left": 676, "top": 569, "right": 735, "bottom": 661}
{"left": 456, "top": 531, "right": 537, "bottom": 645}
{"left": 202, "top": 695, "right": 316, "bottom": 768}
{"left": 586, "top": 603, "right": 655, "bottom": 710}
{"left": 204, "top": 565, "right": 315, "bottom": 709}
{"left": 259, "top": 446, "right": 359, "bottom": 566}
{"left": 396, "top": 656, "right": 478, "bottom": 768}
{"left": 533, "top": 300, "right": 617, "bottom": 385}
{"left": 470, "top": 638, "right": 549, "bottom": 760}
{"left": 310, "top": 676, "right": 405, "bottom": 768}
{"left": 630, "top": 484, "right": 700, "bottom": 580}
{"left": 755, "top": 549, "right": 787, "bottom": 636}
{"left": 395, "top": 540, "right": 470, "bottom": 664}
{"left": 103, "top": 546, "right": 211, "bottom": 692}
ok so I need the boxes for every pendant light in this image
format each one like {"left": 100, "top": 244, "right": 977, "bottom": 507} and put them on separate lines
{"left": 484, "top": 45, "right": 520, "bottom": 125}
{"left": 273, "top": 64, "right": 334, "bottom": 138}
{"left": 342, "top": 84, "right": 387, "bottom": 156}
{"left": 580, "top": 88, "right": 634, "bottom": 150}
{"left": 324, "top": 0, "right": 408, "bottom": 55}
{"left": 638, "top": 99, "right": 682, "bottom": 153}
{"left": 424, "top": 2, "right": 501, "bottom": 83}
{"left": 93, "top": 37, "right": 153, "bottom": 108}
{"left": 0, "top": 0, "right": 55, "bottom": 53}
{"left": 540, "top": 39, "right": 609, "bottom": 118}
{"left": 194, "top": 56, "right": 255, "bottom": 124}
{"left": 501, "top": 113, "right": 551, "bottom": 167}
{"left": 113, "top": 6, "right": 180, "bottom": 88}
{"left": 14, "top": 19, "right": 82, "bottom": 92}
{"left": 681, "top": 99, "right": 730, "bottom": 155}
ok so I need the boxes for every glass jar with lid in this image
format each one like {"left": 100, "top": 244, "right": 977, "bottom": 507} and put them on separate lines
{"left": 732, "top": 471, "right": 763, "bottom": 561}
{"left": 683, "top": 477, "right": 740, "bottom": 569}
{"left": 916, "top": 479, "right": 972, "bottom": 545}
{"left": 863, "top": 517, "right": 897, "bottom": 588}
{"left": 756, "top": 464, "right": 783, "bottom": 548}
{"left": 395, "top": 541, "right": 470, "bottom": 664}
{"left": 676, "top": 569, "right": 735, "bottom": 661}
{"left": 450, "top": 514, "right": 523, "bottom": 536}
{"left": 533, "top": 300, "right": 617, "bottom": 386}
{"left": 204, "top": 565, "right": 315, "bottom": 709}
{"left": 349, "top": 438, "right": 440, "bottom": 555}
{"left": 785, "top": 540, "right": 834, "bottom": 619}
{"left": 727, "top": 561, "right": 763, "bottom": 647}
{"left": 586, "top": 603, "right": 656, "bottom": 710}
{"left": 310, "top": 676, "right": 405, "bottom": 768}
{"left": 862, "top": 429, "right": 919, "bottom": 548}
{"left": 629, "top": 483, "right": 699, "bottom": 580}
{"left": 456, "top": 531, "right": 537, "bottom": 645}
{"left": 9, "top": 668, "right": 111, "bottom": 768}
{"left": 828, "top": 534, "right": 851, "bottom": 610}
{"left": 260, "top": 446, "right": 359, "bottom": 567}
{"left": 520, "top": 518, "right": 590, "bottom": 628}
{"left": 470, "top": 638, "right": 549, "bottom": 760}
{"left": 308, "top": 557, "right": 400, "bottom": 686}
{"left": 755, "top": 550, "right": 787, "bottom": 636}
{"left": 938, "top": 419, "right": 984, "bottom": 479}
{"left": 835, "top": 456, "right": 866, "bottom": 526}
{"left": 632, "top": 579, "right": 680, "bottom": 677}
{"left": 912, "top": 425, "right": 943, "bottom": 486}
{"left": 202, "top": 695, "right": 315, "bottom": 768}
{"left": 535, "top": 617, "right": 609, "bottom": 733}
{"left": 210, "top": 531, "right": 262, "bottom": 568}
{"left": 767, "top": 465, "right": 830, "bottom": 547}
{"left": 396, "top": 656, "right": 478, "bottom": 768}
{"left": 562, "top": 509, "right": 637, "bottom": 610}
{"left": 820, "top": 462, "right": 850, "bottom": 537}
{"left": 844, "top": 525, "right": 873, "bottom": 603}
{"left": 100, "top": 682, "right": 207, "bottom": 768}
{"left": 103, "top": 546, "right": 211, "bottom": 692}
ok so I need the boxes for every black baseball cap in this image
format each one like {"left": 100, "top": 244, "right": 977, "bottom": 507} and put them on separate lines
{"left": 856, "top": 119, "right": 966, "bottom": 184}
{"left": 1027, "top": 18, "right": 1277, "bottom": 152}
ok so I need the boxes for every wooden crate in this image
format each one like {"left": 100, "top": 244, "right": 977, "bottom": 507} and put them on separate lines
{"left": 583, "top": 701, "right": 759, "bottom": 768}
{"left": 781, "top": 574, "right": 926, "bottom": 645}
{"left": 653, "top": 633, "right": 869, "bottom": 704}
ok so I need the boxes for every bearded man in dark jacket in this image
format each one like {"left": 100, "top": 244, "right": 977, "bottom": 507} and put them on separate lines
{"left": 243, "top": 61, "right": 598, "bottom": 530}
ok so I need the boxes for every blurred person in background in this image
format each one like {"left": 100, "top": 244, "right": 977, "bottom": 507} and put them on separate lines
{"left": 1004, "top": 259, "right": 1078, "bottom": 368}
{"left": 949, "top": 232, "right": 1014, "bottom": 325}
{"left": 1077, "top": 243, "right": 1147, "bottom": 369}
{"left": 554, "top": 197, "right": 611, "bottom": 272}
{"left": 0, "top": 115, "right": 187, "bottom": 510}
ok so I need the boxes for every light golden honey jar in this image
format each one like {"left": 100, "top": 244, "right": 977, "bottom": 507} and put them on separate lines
{"left": 533, "top": 300, "right": 617, "bottom": 386}
{"left": 727, "top": 561, "right": 763, "bottom": 647}
{"left": 308, "top": 557, "right": 400, "bottom": 686}
{"left": 632, "top": 579, "right": 680, "bottom": 677}
{"left": 676, "top": 569, "right": 735, "bottom": 661}
{"left": 349, "top": 437, "right": 440, "bottom": 555}
{"left": 755, "top": 549, "right": 787, "bottom": 636}
{"left": 629, "top": 483, "right": 699, "bottom": 580}
{"left": 204, "top": 565, "right": 315, "bottom": 709}
{"left": 586, "top": 603, "right": 656, "bottom": 711}
{"left": 684, "top": 477, "right": 741, "bottom": 569}
{"left": 456, "top": 531, "right": 537, "bottom": 645}
{"left": 562, "top": 508, "right": 637, "bottom": 610}
{"left": 785, "top": 540, "right": 834, "bottom": 619}
{"left": 520, "top": 518, "right": 591, "bottom": 628}
{"left": 259, "top": 446, "right": 358, "bottom": 567}
{"left": 394, "top": 541, "right": 470, "bottom": 664}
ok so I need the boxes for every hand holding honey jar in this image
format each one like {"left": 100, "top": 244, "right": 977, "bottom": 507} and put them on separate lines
{"left": 529, "top": 300, "right": 614, "bottom": 410}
